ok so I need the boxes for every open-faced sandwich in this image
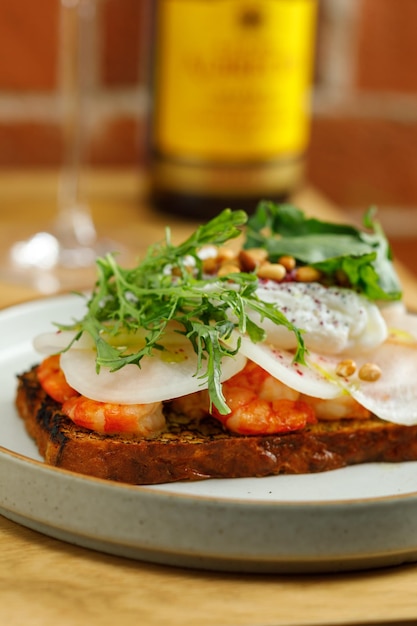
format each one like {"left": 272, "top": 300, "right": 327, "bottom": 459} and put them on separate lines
{"left": 16, "top": 202, "right": 417, "bottom": 484}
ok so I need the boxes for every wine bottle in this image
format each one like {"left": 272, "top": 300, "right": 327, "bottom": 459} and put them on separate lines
{"left": 147, "top": 0, "right": 317, "bottom": 218}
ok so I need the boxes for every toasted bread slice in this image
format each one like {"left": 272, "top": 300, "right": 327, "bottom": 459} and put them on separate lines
{"left": 15, "top": 366, "right": 417, "bottom": 485}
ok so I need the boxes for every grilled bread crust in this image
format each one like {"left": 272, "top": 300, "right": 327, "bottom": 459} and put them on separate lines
{"left": 15, "top": 366, "right": 417, "bottom": 485}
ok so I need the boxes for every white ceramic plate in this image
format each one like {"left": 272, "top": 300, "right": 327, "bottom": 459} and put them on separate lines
{"left": 2, "top": 294, "right": 417, "bottom": 573}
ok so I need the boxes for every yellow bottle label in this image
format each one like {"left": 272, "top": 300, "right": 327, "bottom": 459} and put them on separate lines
{"left": 153, "top": 0, "right": 317, "bottom": 162}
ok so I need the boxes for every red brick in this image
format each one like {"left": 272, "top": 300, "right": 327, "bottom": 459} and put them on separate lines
{"left": 389, "top": 238, "right": 417, "bottom": 275}
{"left": 0, "top": 122, "right": 62, "bottom": 166}
{"left": 89, "top": 116, "right": 145, "bottom": 165}
{"left": 0, "top": 0, "right": 59, "bottom": 90}
{"left": 306, "top": 115, "right": 417, "bottom": 208}
{"left": 356, "top": 0, "right": 417, "bottom": 94}
{"left": 101, "top": 0, "right": 145, "bottom": 86}
{"left": 0, "top": 115, "right": 146, "bottom": 168}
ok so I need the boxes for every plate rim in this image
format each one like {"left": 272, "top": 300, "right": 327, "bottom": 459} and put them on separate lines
{"left": 1, "top": 292, "right": 417, "bottom": 508}
{"left": 3, "top": 294, "right": 417, "bottom": 572}
{"left": 2, "top": 441, "right": 417, "bottom": 509}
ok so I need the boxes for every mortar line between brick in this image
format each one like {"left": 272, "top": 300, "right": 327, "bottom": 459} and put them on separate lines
{"left": 0, "top": 88, "right": 149, "bottom": 122}
{"left": 313, "top": 89, "right": 417, "bottom": 122}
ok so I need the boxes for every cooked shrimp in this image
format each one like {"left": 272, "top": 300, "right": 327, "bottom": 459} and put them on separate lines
{"left": 62, "top": 395, "right": 166, "bottom": 437}
{"left": 38, "top": 355, "right": 165, "bottom": 437}
{"left": 37, "top": 355, "right": 80, "bottom": 403}
{"left": 211, "top": 361, "right": 316, "bottom": 435}
{"left": 301, "top": 394, "right": 371, "bottom": 420}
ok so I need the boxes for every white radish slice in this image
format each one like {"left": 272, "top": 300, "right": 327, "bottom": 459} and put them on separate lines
{"left": 307, "top": 338, "right": 417, "bottom": 426}
{"left": 34, "top": 331, "right": 94, "bottom": 354}
{"left": 234, "top": 333, "right": 341, "bottom": 399}
{"left": 60, "top": 343, "right": 247, "bottom": 404}
{"left": 237, "top": 330, "right": 417, "bottom": 425}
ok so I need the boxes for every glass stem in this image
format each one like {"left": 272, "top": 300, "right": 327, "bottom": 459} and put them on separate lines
{"left": 57, "top": 0, "right": 98, "bottom": 252}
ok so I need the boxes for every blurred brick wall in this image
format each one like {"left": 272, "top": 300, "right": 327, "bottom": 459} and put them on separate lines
{"left": 0, "top": 0, "right": 416, "bottom": 226}
{"left": 0, "top": 0, "right": 148, "bottom": 167}
{"left": 310, "top": 0, "right": 417, "bottom": 231}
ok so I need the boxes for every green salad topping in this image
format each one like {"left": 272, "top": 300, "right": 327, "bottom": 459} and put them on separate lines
{"left": 59, "top": 202, "right": 401, "bottom": 414}
{"left": 245, "top": 201, "right": 401, "bottom": 301}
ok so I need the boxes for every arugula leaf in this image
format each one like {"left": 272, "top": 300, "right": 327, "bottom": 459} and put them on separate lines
{"left": 245, "top": 201, "right": 402, "bottom": 301}
{"left": 58, "top": 208, "right": 306, "bottom": 415}
{"left": 57, "top": 202, "right": 401, "bottom": 415}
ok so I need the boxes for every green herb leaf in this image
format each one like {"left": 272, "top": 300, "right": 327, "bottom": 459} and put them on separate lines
{"left": 58, "top": 208, "right": 306, "bottom": 415}
{"left": 244, "top": 201, "right": 402, "bottom": 301}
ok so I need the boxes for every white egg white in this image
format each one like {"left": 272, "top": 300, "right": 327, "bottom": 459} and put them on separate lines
{"left": 253, "top": 281, "right": 388, "bottom": 354}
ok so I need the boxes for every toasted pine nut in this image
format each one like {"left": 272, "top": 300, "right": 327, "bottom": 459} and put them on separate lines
{"left": 171, "top": 266, "right": 182, "bottom": 277}
{"left": 256, "top": 262, "right": 286, "bottom": 282}
{"left": 202, "top": 257, "right": 219, "bottom": 274}
{"left": 238, "top": 248, "right": 268, "bottom": 271}
{"left": 217, "top": 263, "right": 241, "bottom": 276}
{"left": 217, "top": 247, "right": 236, "bottom": 262}
{"left": 171, "top": 265, "right": 194, "bottom": 277}
{"left": 358, "top": 363, "right": 382, "bottom": 382}
{"left": 336, "top": 359, "right": 357, "bottom": 378}
{"left": 295, "top": 266, "right": 322, "bottom": 283}
{"left": 278, "top": 255, "right": 296, "bottom": 271}
{"left": 335, "top": 268, "right": 350, "bottom": 286}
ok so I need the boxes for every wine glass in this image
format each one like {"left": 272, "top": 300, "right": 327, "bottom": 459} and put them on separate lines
{"left": 0, "top": 0, "right": 126, "bottom": 294}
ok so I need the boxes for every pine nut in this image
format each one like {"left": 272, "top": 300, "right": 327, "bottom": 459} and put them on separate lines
{"left": 336, "top": 359, "right": 357, "bottom": 378}
{"left": 278, "top": 255, "right": 296, "bottom": 271}
{"left": 358, "top": 363, "right": 382, "bottom": 382}
{"left": 238, "top": 248, "right": 268, "bottom": 271}
{"left": 335, "top": 268, "right": 350, "bottom": 287}
{"left": 217, "top": 263, "right": 241, "bottom": 276}
{"left": 256, "top": 262, "right": 286, "bottom": 282}
{"left": 295, "top": 266, "right": 322, "bottom": 283}
{"left": 172, "top": 265, "right": 194, "bottom": 277}
{"left": 202, "top": 257, "right": 219, "bottom": 274}
{"left": 217, "top": 247, "right": 236, "bottom": 262}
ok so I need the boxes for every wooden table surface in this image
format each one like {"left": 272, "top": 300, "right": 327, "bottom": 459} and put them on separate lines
{"left": 1, "top": 170, "right": 417, "bottom": 626}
